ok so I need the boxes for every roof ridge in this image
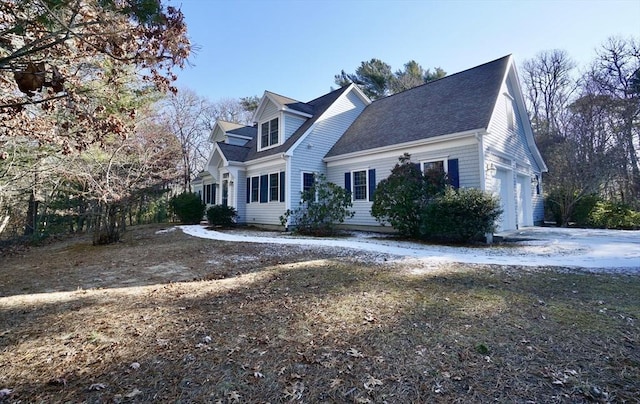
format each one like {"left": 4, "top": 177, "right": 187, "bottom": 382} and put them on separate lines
{"left": 265, "top": 90, "right": 304, "bottom": 104}
{"left": 305, "top": 84, "right": 351, "bottom": 104}
{"left": 374, "top": 54, "right": 512, "bottom": 102}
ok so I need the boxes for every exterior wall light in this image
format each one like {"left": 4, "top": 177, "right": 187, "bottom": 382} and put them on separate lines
{"left": 485, "top": 162, "right": 497, "bottom": 177}
{"left": 531, "top": 175, "right": 539, "bottom": 186}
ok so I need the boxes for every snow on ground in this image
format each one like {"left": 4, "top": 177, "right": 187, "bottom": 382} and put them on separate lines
{"left": 178, "top": 225, "right": 640, "bottom": 274}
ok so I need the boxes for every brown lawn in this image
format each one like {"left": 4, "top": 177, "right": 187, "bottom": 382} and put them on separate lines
{"left": 0, "top": 224, "right": 638, "bottom": 403}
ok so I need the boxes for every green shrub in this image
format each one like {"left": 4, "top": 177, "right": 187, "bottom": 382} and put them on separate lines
{"left": 169, "top": 192, "right": 205, "bottom": 224}
{"left": 572, "top": 194, "right": 600, "bottom": 226}
{"left": 420, "top": 188, "right": 502, "bottom": 243}
{"left": 371, "top": 154, "right": 446, "bottom": 237}
{"left": 587, "top": 201, "right": 640, "bottom": 229}
{"left": 280, "top": 174, "right": 354, "bottom": 236}
{"left": 206, "top": 205, "right": 238, "bottom": 227}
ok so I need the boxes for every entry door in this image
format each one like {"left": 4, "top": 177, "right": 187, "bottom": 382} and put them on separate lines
{"left": 222, "top": 181, "right": 228, "bottom": 206}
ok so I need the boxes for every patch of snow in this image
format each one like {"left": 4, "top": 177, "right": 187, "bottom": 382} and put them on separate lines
{"left": 179, "top": 225, "right": 640, "bottom": 273}
{"left": 155, "top": 227, "right": 176, "bottom": 234}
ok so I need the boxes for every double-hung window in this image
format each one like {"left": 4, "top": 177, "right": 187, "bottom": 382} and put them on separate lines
{"left": 422, "top": 160, "right": 446, "bottom": 174}
{"left": 251, "top": 177, "right": 259, "bottom": 202}
{"left": 269, "top": 173, "right": 279, "bottom": 201}
{"left": 353, "top": 170, "right": 367, "bottom": 201}
{"left": 260, "top": 118, "right": 279, "bottom": 149}
{"left": 421, "top": 158, "right": 460, "bottom": 189}
{"left": 302, "top": 172, "right": 315, "bottom": 194}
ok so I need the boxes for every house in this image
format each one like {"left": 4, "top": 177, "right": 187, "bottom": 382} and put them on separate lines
{"left": 194, "top": 55, "right": 547, "bottom": 232}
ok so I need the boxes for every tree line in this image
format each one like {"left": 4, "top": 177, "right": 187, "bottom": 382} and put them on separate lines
{"left": 0, "top": 0, "right": 252, "bottom": 245}
{"left": 1, "top": 1, "right": 637, "bottom": 248}
{"left": 521, "top": 37, "right": 639, "bottom": 227}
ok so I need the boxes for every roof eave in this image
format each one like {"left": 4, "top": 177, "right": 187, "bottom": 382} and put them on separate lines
{"left": 324, "top": 129, "right": 483, "bottom": 162}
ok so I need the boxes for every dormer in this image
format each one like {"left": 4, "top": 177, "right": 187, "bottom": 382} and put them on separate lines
{"left": 252, "top": 91, "right": 314, "bottom": 152}
{"left": 210, "top": 120, "right": 256, "bottom": 147}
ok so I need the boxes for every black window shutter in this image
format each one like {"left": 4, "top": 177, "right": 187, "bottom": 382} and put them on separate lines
{"left": 246, "top": 178, "right": 250, "bottom": 203}
{"left": 413, "top": 163, "right": 421, "bottom": 173}
{"left": 344, "top": 172, "right": 351, "bottom": 193}
{"left": 279, "top": 171, "right": 285, "bottom": 202}
{"left": 260, "top": 175, "right": 268, "bottom": 203}
{"left": 368, "top": 169, "right": 376, "bottom": 201}
{"left": 212, "top": 185, "right": 217, "bottom": 205}
{"left": 448, "top": 158, "right": 459, "bottom": 189}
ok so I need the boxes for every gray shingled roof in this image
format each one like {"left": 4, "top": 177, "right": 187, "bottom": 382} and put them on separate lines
{"left": 238, "top": 85, "right": 353, "bottom": 162}
{"left": 227, "top": 125, "right": 257, "bottom": 139}
{"left": 266, "top": 91, "right": 315, "bottom": 116}
{"left": 325, "top": 55, "right": 510, "bottom": 158}
{"left": 218, "top": 142, "right": 251, "bottom": 162}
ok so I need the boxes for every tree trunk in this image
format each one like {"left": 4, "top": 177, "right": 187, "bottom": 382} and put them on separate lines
{"left": 24, "top": 192, "right": 39, "bottom": 236}
{"left": 93, "top": 202, "right": 122, "bottom": 245}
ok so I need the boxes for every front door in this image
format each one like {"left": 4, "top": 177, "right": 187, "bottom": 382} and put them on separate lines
{"left": 222, "top": 180, "right": 228, "bottom": 206}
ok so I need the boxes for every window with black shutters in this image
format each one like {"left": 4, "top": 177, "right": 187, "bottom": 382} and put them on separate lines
{"left": 353, "top": 170, "right": 367, "bottom": 201}
{"left": 251, "top": 177, "right": 259, "bottom": 202}
{"left": 269, "top": 173, "right": 279, "bottom": 201}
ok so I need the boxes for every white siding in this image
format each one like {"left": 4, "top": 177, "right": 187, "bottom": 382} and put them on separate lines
{"left": 234, "top": 170, "right": 247, "bottom": 221}
{"left": 259, "top": 99, "right": 279, "bottom": 121}
{"left": 289, "top": 90, "right": 367, "bottom": 210}
{"left": 283, "top": 114, "right": 307, "bottom": 142}
{"left": 326, "top": 142, "right": 481, "bottom": 227}
{"left": 486, "top": 71, "right": 544, "bottom": 228}
{"left": 244, "top": 163, "right": 287, "bottom": 226}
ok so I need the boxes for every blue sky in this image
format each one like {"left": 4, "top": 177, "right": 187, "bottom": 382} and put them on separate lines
{"left": 167, "top": 0, "right": 640, "bottom": 103}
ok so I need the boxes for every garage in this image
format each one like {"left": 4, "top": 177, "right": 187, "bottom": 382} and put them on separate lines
{"left": 493, "top": 168, "right": 515, "bottom": 232}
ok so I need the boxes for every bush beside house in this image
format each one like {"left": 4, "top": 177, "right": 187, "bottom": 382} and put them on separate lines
{"left": 372, "top": 155, "right": 502, "bottom": 243}
{"left": 281, "top": 174, "right": 354, "bottom": 236}
{"left": 170, "top": 192, "right": 205, "bottom": 224}
{"left": 421, "top": 188, "right": 502, "bottom": 243}
{"left": 206, "top": 205, "right": 238, "bottom": 227}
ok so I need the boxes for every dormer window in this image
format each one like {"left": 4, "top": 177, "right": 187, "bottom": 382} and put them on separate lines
{"left": 260, "top": 117, "right": 279, "bottom": 149}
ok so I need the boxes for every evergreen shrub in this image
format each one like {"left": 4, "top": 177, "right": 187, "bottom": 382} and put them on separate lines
{"left": 587, "top": 201, "right": 640, "bottom": 229}
{"left": 280, "top": 174, "right": 354, "bottom": 236}
{"left": 420, "top": 188, "right": 502, "bottom": 243}
{"left": 206, "top": 205, "right": 238, "bottom": 227}
{"left": 170, "top": 192, "right": 205, "bottom": 224}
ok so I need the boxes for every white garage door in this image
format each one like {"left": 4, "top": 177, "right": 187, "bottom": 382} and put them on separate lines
{"left": 494, "top": 168, "right": 515, "bottom": 232}
{"left": 516, "top": 175, "right": 533, "bottom": 227}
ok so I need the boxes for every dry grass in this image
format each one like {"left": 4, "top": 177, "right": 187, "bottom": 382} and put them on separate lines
{"left": 0, "top": 225, "right": 638, "bottom": 403}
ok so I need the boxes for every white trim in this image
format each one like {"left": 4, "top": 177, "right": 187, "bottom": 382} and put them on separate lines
{"left": 487, "top": 59, "right": 547, "bottom": 173}
{"left": 285, "top": 122, "right": 317, "bottom": 156}
{"left": 285, "top": 155, "right": 292, "bottom": 212}
{"left": 257, "top": 115, "right": 281, "bottom": 152}
{"left": 504, "top": 93, "right": 515, "bottom": 130}
{"left": 419, "top": 157, "right": 450, "bottom": 173}
{"left": 251, "top": 92, "right": 271, "bottom": 123}
{"left": 210, "top": 143, "right": 229, "bottom": 167}
{"left": 350, "top": 169, "right": 369, "bottom": 202}
{"left": 268, "top": 171, "right": 281, "bottom": 202}
{"left": 300, "top": 171, "right": 316, "bottom": 192}
{"left": 253, "top": 92, "right": 313, "bottom": 123}
{"left": 286, "top": 84, "right": 368, "bottom": 156}
{"left": 282, "top": 106, "right": 313, "bottom": 118}
{"left": 326, "top": 131, "right": 480, "bottom": 167}
{"left": 346, "top": 83, "right": 372, "bottom": 106}
{"left": 244, "top": 154, "right": 286, "bottom": 170}
{"left": 209, "top": 120, "right": 246, "bottom": 142}
{"left": 227, "top": 133, "right": 253, "bottom": 141}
